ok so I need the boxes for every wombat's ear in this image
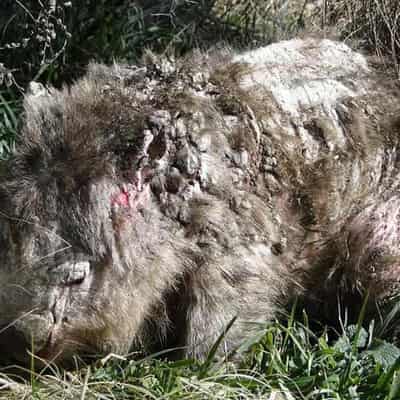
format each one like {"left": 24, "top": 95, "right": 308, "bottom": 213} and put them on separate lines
{"left": 27, "top": 82, "right": 48, "bottom": 98}
{"left": 87, "top": 62, "right": 141, "bottom": 86}
{"left": 23, "top": 81, "right": 54, "bottom": 114}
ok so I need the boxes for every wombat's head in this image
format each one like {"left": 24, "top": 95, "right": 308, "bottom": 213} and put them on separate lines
{"left": 0, "top": 68, "right": 178, "bottom": 367}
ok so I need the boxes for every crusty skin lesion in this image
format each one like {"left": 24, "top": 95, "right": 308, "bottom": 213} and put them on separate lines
{"left": 0, "top": 38, "right": 400, "bottom": 366}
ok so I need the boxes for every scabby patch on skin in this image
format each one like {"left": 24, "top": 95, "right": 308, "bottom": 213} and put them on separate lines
{"left": 111, "top": 182, "right": 150, "bottom": 214}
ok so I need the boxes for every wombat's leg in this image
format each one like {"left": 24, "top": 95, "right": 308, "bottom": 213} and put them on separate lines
{"left": 181, "top": 245, "right": 289, "bottom": 359}
{"left": 304, "top": 194, "right": 400, "bottom": 321}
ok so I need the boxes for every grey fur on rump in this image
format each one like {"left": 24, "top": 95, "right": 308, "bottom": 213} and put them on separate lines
{"left": 0, "top": 38, "right": 399, "bottom": 366}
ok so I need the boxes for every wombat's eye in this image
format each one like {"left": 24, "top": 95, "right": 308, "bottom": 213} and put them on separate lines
{"left": 48, "top": 260, "right": 91, "bottom": 286}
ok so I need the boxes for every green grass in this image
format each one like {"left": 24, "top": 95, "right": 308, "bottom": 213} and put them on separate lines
{"left": 1, "top": 311, "right": 400, "bottom": 400}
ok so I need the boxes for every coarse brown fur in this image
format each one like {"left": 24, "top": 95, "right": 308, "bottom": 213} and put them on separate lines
{"left": 0, "top": 38, "right": 400, "bottom": 367}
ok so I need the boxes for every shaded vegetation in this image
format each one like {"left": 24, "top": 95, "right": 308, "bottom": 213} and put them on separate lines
{"left": 328, "top": 0, "right": 400, "bottom": 76}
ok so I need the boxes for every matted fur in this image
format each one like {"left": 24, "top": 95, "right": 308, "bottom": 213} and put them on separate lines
{"left": 0, "top": 38, "right": 399, "bottom": 366}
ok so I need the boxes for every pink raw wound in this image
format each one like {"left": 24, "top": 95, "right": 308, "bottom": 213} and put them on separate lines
{"left": 111, "top": 182, "right": 149, "bottom": 212}
{"left": 113, "top": 190, "right": 130, "bottom": 207}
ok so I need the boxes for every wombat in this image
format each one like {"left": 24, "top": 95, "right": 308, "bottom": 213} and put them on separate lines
{"left": 0, "top": 38, "right": 399, "bottom": 367}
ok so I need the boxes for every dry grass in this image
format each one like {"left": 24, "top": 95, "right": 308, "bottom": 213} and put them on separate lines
{"left": 325, "top": 0, "right": 400, "bottom": 76}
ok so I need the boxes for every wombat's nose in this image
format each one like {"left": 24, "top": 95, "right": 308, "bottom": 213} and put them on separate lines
{"left": 0, "top": 313, "right": 52, "bottom": 362}
{"left": 0, "top": 325, "right": 31, "bottom": 362}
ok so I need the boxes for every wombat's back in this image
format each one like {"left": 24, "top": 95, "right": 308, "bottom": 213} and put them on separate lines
{"left": 233, "top": 39, "right": 400, "bottom": 317}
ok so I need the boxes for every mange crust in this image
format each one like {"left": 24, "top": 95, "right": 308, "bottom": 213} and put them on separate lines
{"left": 0, "top": 38, "right": 400, "bottom": 366}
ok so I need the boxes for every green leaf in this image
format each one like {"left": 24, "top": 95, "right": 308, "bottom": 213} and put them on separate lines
{"left": 365, "top": 340, "right": 400, "bottom": 369}
{"left": 198, "top": 316, "right": 237, "bottom": 379}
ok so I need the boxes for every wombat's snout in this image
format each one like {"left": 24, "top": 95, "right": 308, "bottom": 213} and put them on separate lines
{"left": 0, "top": 261, "right": 91, "bottom": 365}
{"left": 0, "top": 312, "right": 53, "bottom": 363}
{"left": 0, "top": 325, "right": 32, "bottom": 363}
